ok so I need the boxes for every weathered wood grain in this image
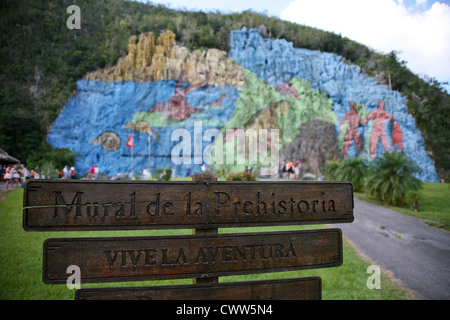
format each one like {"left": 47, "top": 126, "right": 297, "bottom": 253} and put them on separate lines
{"left": 75, "top": 277, "right": 322, "bottom": 300}
{"left": 44, "top": 229, "right": 342, "bottom": 284}
{"left": 24, "top": 180, "right": 353, "bottom": 230}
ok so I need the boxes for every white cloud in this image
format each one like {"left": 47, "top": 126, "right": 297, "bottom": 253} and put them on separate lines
{"left": 280, "top": 0, "right": 450, "bottom": 86}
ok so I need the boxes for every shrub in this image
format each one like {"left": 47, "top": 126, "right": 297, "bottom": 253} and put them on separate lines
{"left": 40, "top": 161, "right": 60, "bottom": 179}
{"left": 324, "top": 161, "right": 340, "bottom": 181}
{"left": 154, "top": 168, "right": 172, "bottom": 181}
{"left": 26, "top": 142, "right": 75, "bottom": 172}
{"left": 364, "top": 152, "right": 423, "bottom": 206}
{"left": 335, "top": 157, "right": 370, "bottom": 192}
{"left": 227, "top": 172, "right": 256, "bottom": 181}
{"left": 324, "top": 157, "right": 369, "bottom": 192}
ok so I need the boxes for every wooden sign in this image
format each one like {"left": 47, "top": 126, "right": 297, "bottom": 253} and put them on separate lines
{"left": 75, "top": 277, "right": 322, "bottom": 300}
{"left": 23, "top": 180, "right": 353, "bottom": 231}
{"left": 43, "top": 229, "right": 342, "bottom": 284}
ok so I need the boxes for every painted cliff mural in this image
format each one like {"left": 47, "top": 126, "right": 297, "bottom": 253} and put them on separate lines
{"left": 339, "top": 99, "right": 404, "bottom": 159}
{"left": 47, "top": 28, "right": 439, "bottom": 182}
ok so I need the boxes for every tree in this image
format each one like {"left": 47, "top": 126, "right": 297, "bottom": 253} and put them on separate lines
{"left": 334, "top": 157, "right": 369, "bottom": 192}
{"left": 364, "top": 152, "right": 423, "bottom": 206}
{"left": 1, "top": 0, "right": 448, "bottom": 179}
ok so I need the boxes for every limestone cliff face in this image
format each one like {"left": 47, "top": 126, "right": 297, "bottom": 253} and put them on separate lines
{"left": 228, "top": 28, "right": 438, "bottom": 182}
{"left": 48, "top": 28, "right": 439, "bottom": 181}
{"left": 281, "top": 120, "right": 343, "bottom": 176}
{"left": 86, "top": 31, "right": 245, "bottom": 87}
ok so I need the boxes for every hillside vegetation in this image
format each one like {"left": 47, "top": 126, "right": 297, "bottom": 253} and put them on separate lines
{"left": 1, "top": 0, "right": 448, "bottom": 179}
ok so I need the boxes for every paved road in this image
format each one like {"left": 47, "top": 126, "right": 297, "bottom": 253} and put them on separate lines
{"left": 335, "top": 197, "right": 450, "bottom": 300}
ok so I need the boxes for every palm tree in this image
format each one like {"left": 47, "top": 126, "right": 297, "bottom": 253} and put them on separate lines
{"left": 324, "top": 160, "right": 340, "bottom": 181}
{"left": 331, "top": 157, "right": 369, "bottom": 192}
{"left": 364, "top": 152, "right": 422, "bottom": 206}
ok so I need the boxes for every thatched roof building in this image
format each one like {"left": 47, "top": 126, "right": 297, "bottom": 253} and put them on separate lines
{"left": 0, "top": 148, "right": 20, "bottom": 165}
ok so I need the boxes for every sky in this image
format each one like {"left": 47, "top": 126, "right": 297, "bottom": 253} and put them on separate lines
{"left": 146, "top": 0, "right": 450, "bottom": 90}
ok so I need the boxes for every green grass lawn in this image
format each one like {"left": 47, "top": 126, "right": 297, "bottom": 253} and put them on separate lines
{"left": 0, "top": 188, "right": 412, "bottom": 300}
{"left": 355, "top": 182, "right": 450, "bottom": 231}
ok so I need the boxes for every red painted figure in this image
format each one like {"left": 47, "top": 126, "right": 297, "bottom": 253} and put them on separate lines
{"left": 150, "top": 71, "right": 226, "bottom": 121}
{"left": 392, "top": 122, "right": 405, "bottom": 152}
{"left": 339, "top": 102, "right": 363, "bottom": 157}
{"left": 360, "top": 99, "right": 395, "bottom": 158}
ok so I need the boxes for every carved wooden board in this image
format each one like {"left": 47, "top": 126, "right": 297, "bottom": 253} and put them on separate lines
{"left": 43, "top": 229, "right": 342, "bottom": 283}
{"left": 75, "top": 277, "right": 322, "bottom": 300}
{"left": 24, "top": 180, "right": 353, "bottom": 230}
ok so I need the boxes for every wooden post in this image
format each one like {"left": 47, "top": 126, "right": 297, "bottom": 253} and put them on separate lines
{"left": 192, "top": 173, "right": 218, "bottom": 286}
{"left": 23, "top": 177, "right": 354, "bottom": 300}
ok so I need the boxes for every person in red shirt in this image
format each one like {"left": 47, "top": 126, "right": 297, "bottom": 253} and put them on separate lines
{"left": 88, "top": 166, "right": 95, "bottom": 179}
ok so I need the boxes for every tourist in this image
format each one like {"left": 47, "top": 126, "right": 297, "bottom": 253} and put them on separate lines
{"left": 4, "top": 165, "right": 12, "bottom": 191}
{"left": 69, "top": 167, "right": 76, "bottom": 179}
{"left": 294, "top": 161, "right": 301, "bottom": 179}
{"left": 88, "top": 166, "right": 95, "bottom": 179}
{"left": 63, "top": 165, "right": 69, "bottom": 178}
{"left": 11, "top": 165, "right": 20, "bottom": 188}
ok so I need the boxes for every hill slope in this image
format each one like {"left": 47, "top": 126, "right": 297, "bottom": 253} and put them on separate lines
{"left": 1, "top": 0, "right": 448, "bottom": 179}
